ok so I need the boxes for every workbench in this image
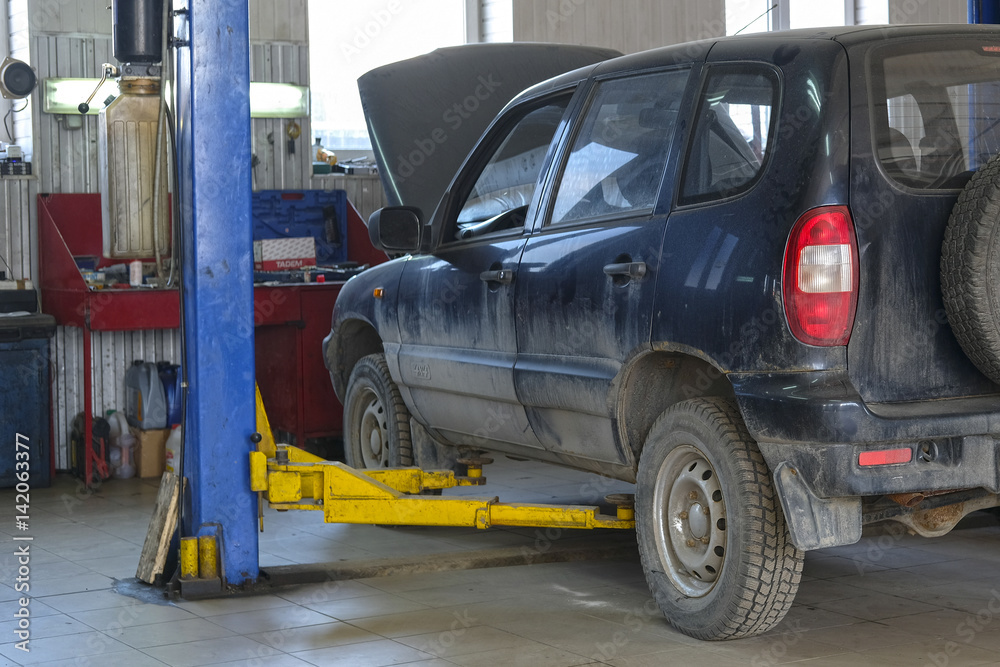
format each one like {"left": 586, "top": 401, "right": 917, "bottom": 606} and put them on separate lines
{"left": 38, "top": 192, "right": 384, "bottom": 481}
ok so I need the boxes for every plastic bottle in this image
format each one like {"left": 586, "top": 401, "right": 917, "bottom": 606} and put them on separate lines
{"left": 165, "top": 424, "right": 182, "bottom": 474}
{"left": 106, "top": 409, "right": 129, "bottom": 441}
{"left": 125, "top": 360, "right": 167, "bottom": 429}
{"left": 114, "top": 433, "right": 136, "bottom": 479}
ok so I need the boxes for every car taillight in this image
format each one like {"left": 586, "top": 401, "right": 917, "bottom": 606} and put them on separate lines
{"left": 782, "top": 206, "right": 859, "bottom": 346}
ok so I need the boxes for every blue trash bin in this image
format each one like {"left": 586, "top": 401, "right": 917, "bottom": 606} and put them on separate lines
{"left": 0, "top": 313, "right": 55, "bottom": 488}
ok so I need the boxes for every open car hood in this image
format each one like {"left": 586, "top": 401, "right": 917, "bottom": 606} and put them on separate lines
{"left": 358, "top": 43, "right": 621, "bottom": 220}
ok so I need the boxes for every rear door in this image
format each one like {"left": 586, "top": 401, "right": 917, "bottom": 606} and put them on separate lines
{"left": 849, "top": 38, "right": 1000, "bottom": 403}
{"left": 396, "top": 91, "right": 576, "bottom": 450}
{"left": 514, "top": 68, "right": 692, "bottom": 466}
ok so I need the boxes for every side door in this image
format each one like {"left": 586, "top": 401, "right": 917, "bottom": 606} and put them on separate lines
{"left": 514, "top": 68, "right": 692, "bottom": 467}
{"left": 396, "top": 91, "right": 577, "bottom": 451}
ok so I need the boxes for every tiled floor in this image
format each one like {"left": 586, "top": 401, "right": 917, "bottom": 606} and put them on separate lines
{"left": 1, "top": 455, "right": 1000, "bottom": 666}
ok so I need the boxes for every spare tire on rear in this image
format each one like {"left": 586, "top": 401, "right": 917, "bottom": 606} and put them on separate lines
{"left": 941, "top": 154, "right": 1000, "bottom": 386}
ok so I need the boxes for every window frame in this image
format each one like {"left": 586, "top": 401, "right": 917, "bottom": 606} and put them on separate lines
{"left": 540, "top": 66, "right": 693, "bottom": 230}
{"left": 436, "top": 87, "right": 579, "bottom": 248}
{"left": 675, "top": 62, "right": 782, "bottom": 209}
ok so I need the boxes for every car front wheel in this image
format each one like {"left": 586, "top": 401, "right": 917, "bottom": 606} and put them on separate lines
{"left": 636, "top": 397, "right": 803, "bottom": 640}
{"left": 343, "top": 353, "right": 413, "bottom": 469}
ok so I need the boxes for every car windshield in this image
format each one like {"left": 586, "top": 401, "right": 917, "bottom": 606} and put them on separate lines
{"left": 871, "top": 42, "right": 1000, "bottom": 189}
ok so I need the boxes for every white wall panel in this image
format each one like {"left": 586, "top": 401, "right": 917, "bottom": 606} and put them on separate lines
{"left": 52, "top": 326, "right": 83, "bottom": 470}
{"left": 0, "top": 178, "right": 38, "bottom": 284}
{"left": 888, "top": 0, "right": 965, "bottom": 23}
{"left": 512, "top": 0, "right": 726, "bottom": 54}
{"left": 31, "top": 34, "right": 110, "bottom": 193}
{"left": 855, "top": 0, "right": 888, "bottom": 24}
{"left": 250, "top": 0, "right": 308, "bottom": 43}
{"left": 250, "top": 41, "right": 312, "bottom": 191}
{"left": 481, "top": 0, "right": 513, "bottom": 41}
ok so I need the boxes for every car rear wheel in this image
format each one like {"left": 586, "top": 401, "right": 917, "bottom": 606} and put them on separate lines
{"left": 344, "top": 353, "right": 413, "bottom": 468}
{"left": 635, "top": 397, "right": 803, "bottom": 640}
{"left": 942, "top": 153, "right": 1000, "bottom": 385}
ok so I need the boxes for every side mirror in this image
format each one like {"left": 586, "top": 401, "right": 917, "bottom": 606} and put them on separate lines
{"left": 368, "top": 206, "right": 423, "bottom": 253}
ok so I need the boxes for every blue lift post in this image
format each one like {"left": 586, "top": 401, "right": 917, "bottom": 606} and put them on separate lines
{"left": 971, "top": 0, "right": 1000, "bottom": 23}
{"left": 173, "top": 0, "right": 259, "bottom": 585}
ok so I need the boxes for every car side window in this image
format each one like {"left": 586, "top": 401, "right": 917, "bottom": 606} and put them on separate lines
{"left": 549, "top": 69, "right": 689, "bottom": 225}
{"left": 454, "top": 96, "right": 572, "bottom": 241}
{"left": 679, "top": 66, "right": 778, "bottom": 206}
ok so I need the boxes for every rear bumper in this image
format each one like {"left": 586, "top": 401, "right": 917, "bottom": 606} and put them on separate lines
{"left": 731, "top": 370, "right": 1000, "bottom": 550}
{"left": 731, "top": 370, "right": 1000, "bottom": 497}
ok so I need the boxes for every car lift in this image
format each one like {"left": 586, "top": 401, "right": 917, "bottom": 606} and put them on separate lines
{"left": 178, "top": 389, "right": 634, "bottom": 593}
{"left": 246, "top": 389, "right": 635, "bottom": 532}
{"left": 170, "top": 1, "right": 633, "bottom": 596}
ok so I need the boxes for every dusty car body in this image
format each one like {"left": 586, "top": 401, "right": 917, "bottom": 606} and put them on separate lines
{"left": 324, "top": 27, "right": 1000, "bottom": 639}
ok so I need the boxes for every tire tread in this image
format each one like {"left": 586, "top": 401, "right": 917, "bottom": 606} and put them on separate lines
{"left": 942, "top": 155, "right": 1000, "bottom": 385}
{"left": 636, "top": 397, "right": 803, "bottom": 640}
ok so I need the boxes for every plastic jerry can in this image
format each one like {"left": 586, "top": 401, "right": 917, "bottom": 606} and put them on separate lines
{"left": 125, "top": 360, "right": 167, "bottom": 429}
{"left": 165, "top": 424, "right": 182, "bottom": 474}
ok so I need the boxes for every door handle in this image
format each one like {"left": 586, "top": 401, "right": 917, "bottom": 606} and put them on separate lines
{"left": 603, "top": 262, "right": 647, "bottom": 281}
{"left": 480, "top": 269, "right": 514, "bottom": 285}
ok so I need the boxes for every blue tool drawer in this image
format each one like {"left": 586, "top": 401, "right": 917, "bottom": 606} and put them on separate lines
{"left": 252, "top": 190, "right": 349, "bottom": 266}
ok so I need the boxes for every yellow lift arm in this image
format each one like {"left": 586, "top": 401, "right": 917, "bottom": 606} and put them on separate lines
{"left": 251, "top": 388, "right": 634, "bottom": 532}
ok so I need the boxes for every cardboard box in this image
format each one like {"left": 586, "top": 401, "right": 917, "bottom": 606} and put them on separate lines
{"left": 130, "top": 426, "right": 169, "bottom": 478}
{"left": 253, "top": 237, "right": 316, "bottom": 271}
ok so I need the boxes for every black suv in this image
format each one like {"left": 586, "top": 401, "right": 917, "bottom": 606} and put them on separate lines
{"left": 324, "top": 26, "right": 1000, "bottom": 640}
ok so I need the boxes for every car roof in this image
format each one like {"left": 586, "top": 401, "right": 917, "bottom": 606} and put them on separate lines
{"left": 510, "top": 23, "right": 1000, "bottom": 108}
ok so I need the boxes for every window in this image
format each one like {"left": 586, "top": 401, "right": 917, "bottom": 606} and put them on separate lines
{"left": 871, "top": 43, "right": 1000, "bottom": 190}
{"left": 679, "top": 66, "right": 777, "bottom": 206}
{"left": 308, "top": 0, "right": 465, "bottom": 150}
{"left": 453, "top": 96, "right": 571, "bottom": 240}
{"left": 548, "top": 70, "right": 689, "bottom": 225}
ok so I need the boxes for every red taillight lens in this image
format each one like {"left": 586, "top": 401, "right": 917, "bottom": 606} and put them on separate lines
{"left": 782, "top": 206, "right": 859, "bottom": 346}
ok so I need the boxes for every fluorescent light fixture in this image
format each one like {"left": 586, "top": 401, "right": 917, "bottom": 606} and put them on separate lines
{"left": 43, "top": 78, "right": 119, "bottom": 114}
{"left": 43, "top": 78, "right": 310, "bottom": 118}
{"left": 249, "top": 82, "right": 309, "bottom": 118}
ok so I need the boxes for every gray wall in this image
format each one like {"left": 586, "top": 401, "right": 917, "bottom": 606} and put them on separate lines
{"left": 510, "top": 0, "right": 727, "bottom": 53}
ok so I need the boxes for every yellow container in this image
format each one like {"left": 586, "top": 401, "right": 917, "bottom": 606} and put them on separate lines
{"left": 198, "top": 535, "right": 218, "bottom": 579}
{"left": 179, "top": 537, "right": 199, "bottom": 579}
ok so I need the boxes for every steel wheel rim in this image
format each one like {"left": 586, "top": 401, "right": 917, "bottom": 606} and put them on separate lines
{"left": 652, "top": 444, "right": 727, "bottom": 597}
{"left": 355, "top": 387, "right": 389, "bottom": 468}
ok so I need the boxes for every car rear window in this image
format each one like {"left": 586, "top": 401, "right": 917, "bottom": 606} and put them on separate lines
{"left": 870, "top": 42, "right": 1000, "bottom": 189}
{"left": 679, "top": 65, "right": 778, "bottom": 206}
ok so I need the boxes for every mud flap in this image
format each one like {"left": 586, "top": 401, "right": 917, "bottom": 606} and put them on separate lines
{"left": 773, "top": 461, "right": 862, "bottom": 550}
{"left": 411, "top": 418, "right": 461, "bottom": 471}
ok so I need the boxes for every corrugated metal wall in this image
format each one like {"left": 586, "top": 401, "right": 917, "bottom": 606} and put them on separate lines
{"left": 0, "top": 178, "right": 38, "bottom": 284}
{"left": 511, "top": 0, "right": 726, "bottom": 53}
{"left": 8, "top": 0, "right": 325, "bottom": 467}
{"left": 250, "top": 42, "right": 312, "bottom": 191}
{"left": 32, "top": 34, "right": 110, "bottom": 194}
